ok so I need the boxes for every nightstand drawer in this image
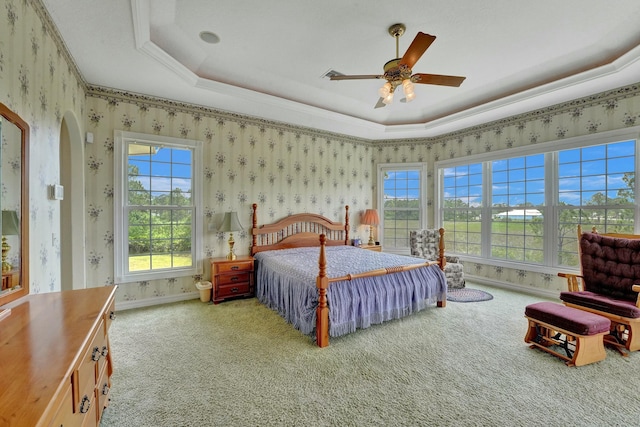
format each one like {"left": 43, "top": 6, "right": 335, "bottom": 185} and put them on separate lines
{"left": 218, "top": 282, "right": 251, "bottom": 299}
{"left": 216, "top": 260, "right": 254, "bottom": 274}
{"left": 217, "top": 272, "right": 251, "bottom": 286}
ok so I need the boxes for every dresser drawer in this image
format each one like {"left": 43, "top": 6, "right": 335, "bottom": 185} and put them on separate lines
{"left": 74, "top": 319, "right": 106, "bottom": 414}
{"left": 49, "top": 382, "right": 75, "bottom": 427}
{"left": 217, "top": 272, "right": 251, "bottom": 286}
{"left": 217, "top": 282, "right": 251, "bottom": 299}
{"left": 215, "top": 260, "right": 253, "bottom": 274}
{"left": 96, "top": 362, "right": 111, "bottom": 421}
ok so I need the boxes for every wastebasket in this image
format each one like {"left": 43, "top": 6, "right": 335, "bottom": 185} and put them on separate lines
{"left": 195, "top": 281, "right": 212, "bottom": 302}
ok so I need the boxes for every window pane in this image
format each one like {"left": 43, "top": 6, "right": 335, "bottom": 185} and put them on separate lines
{"left": 442, "top": 161, "right": 482, "bottom": 256}
{"left": 382, "top": 168, "right": 421, "bottom": 249}
{"left": 489, "top": 154, "right": 545, "bottom": 264}
{"left": 556, "top": 140, "right": 635, "bottom": 266}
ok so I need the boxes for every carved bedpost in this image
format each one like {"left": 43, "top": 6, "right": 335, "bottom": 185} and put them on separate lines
{"left": 438, "top": 228, "right": 446, "bottom": 271}
{"left": 344, "top": 205, "right": 350, "bottom": 245}
{"left": 252, "top": 203, "right": 258, "bottom": 250}
{"left": 316, "top": 234, "right": 330, "bottom": 348}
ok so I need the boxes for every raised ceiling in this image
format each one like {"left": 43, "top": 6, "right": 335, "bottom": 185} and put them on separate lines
{"left": 42, "top": 0, "right": 640, "bottom": 140}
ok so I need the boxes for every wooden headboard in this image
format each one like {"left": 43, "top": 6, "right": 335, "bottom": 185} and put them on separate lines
{"left": 251, "top": 204, "right": 350, "bottom": 255}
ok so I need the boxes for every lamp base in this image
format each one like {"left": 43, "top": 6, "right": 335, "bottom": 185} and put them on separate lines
{"left": 226, "top": 233, "right": 236, "bottom": 260}
{"left": 368, "top": 226, "right": 375, "bottom": 245}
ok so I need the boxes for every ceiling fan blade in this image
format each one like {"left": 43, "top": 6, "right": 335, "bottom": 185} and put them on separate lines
{"left": 399, "top": 32, "right": 436, "bottom": 69}
{"left": 330, "top": 74, "right": 383, "bottom": 81}
{"left": 412, "top": 73, "right": 466, "bottom": 87}
{"left": 374, "top": 97, "right": 386, "bottom": 109}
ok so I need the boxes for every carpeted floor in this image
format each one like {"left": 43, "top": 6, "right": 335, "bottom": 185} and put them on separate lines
{"left": 100, "top": 284, "right": 639, "bottom": 427}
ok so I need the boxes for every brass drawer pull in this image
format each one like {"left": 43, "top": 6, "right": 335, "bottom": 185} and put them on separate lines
{"left": 231, "top": 266, "right": 239, "bottom": 270}
{"left": 231, "top": 287, "right": 239, "bottom": 293}
{"left": 109, "top": 311, "right": 116, "bottom": 320}
{"left": 101, "top": 345, "right": 108, "bottom": 357}
{"left": 102, "top": 383, "right": 110, "bottom": 396}
{"left": 92, "top": 346, "right": 101, "bottom": 362}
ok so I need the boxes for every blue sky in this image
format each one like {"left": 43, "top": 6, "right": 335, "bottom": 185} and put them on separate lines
{"left": 387, "top": 140, "right": 635, "bottom": 207}
{"left": 128, "top": 145, "right": 193, "bottom": 195}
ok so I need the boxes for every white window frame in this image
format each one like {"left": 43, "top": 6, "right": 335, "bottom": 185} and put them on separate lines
{"left": 377, "top": 163, "right": 427, "bottom": 254}
{"left": 435, "top": 127, "right": 640, "bottom": 274}
{"left": 114, "top": 130, "right": 203, "bottom": 283}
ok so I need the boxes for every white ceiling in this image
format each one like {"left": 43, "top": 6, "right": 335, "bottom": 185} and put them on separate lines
{"left": 42, "top": 0, "right": 640, "bottom": 140}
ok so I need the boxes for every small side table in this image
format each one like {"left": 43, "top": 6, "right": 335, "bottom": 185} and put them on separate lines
{"left": 210, "top": 256, "right": 254, "bottom": 304}
{"left": 359, "top": 244, "right": 382, "bottom": 252}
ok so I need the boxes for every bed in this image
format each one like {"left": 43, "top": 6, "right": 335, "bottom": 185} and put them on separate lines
{"left": 251, "top": 204, "right": 447, "bottom": 347}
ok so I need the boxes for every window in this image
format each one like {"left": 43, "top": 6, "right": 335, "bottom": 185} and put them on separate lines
{"left": 378, "top": 163, "right": 425, "bottom": 251}
{"left": 490, "top": 154, "right": 545, "bottom": 263}
{"left": 556, "top": 140, "right": 635, "bottom": 266}
{"left": 442, "top": 163, "right": 483, "bottom": 256}
{"left": 114, "top": 131, "right": 203, "bottom": 283}
{"left": 436, "top": 129, "right": 638, "bottom": 270}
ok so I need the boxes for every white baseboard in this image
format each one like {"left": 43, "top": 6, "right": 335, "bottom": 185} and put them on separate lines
{"left": 466, "top": 275, "right": 561, "bottom": 300}
{"left": 116, "top": 291, "right": 200, "bottom": 311}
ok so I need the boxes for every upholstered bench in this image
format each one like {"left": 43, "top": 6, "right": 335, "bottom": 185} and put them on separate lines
{"left": 524, "top": 302, "right": 611, "bottom": 366}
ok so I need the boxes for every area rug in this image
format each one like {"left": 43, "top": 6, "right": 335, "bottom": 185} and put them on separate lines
{"left": 447, "top": 287, "right": 494, "bottom": 303}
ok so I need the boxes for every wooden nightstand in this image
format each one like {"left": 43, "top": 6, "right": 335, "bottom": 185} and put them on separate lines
{"left": 210, "top": 256, "right": 254, "bottom": 304}
{"left": 359, "top": 244, "right": 382, "bottom": 252}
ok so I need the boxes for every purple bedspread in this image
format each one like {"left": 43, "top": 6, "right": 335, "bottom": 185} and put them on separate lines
{"left": 254, "top": 246, "right": 447, "bottom": 337}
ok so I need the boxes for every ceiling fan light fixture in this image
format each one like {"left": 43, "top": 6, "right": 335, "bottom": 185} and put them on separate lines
{"left": 402, "top": 79, "right": 415, "bottom": 102}
{"left": 378, "top": 82, "right": 392, "bottom": 98}
{"left": 382, "top": 90, "right": 394, "bottom": 105}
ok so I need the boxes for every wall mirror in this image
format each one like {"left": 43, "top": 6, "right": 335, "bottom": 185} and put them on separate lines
{"left": 0, "top": 102, "right": 29, "bottom": 306}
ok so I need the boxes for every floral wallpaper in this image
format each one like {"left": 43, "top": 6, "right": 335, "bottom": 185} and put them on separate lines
{"left": 1, "top": 0, "right": 86, "bottom": 294}
{"left": 84, "top": 88, "right": 374, "bottom": 304}
{"left": 2, "top": 0, "right": 640, "bottom": 306}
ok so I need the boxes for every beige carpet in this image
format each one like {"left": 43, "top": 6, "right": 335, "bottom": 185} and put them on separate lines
{"left": 100, "top": 284, "right": 639, "bottom": 427}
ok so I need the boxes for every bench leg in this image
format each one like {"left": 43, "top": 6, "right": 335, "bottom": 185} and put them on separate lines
{"left": 626, "top": 322, "right": 640, "bottom": 352}
{"left": 572, "top": 334, "right": 607, "bottom": 367}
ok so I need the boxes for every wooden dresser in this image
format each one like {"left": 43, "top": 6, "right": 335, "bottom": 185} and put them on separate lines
{"left": 0, "top": 286, "right": 117, "bottom": 427}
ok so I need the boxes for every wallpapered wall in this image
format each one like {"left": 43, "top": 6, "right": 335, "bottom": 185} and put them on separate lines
{"left": 3, "top": 0, "right": 640, "bottom": 306}
{"left": 373, "top": 84, "right": 640, "bottom": 295}
{"left": 1, "top": 0, "right": 86, "bottom": 294}
{"left": 84, "top": 89, "right": 375, "bottom": 304}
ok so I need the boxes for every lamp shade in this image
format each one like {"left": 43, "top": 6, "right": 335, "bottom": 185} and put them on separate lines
{"left": 361, "top": 209, "right": 380, "bottom": 226}
{"left": 218, "top": 211, "right": 243, "bottom": 232}
{"left": 2, "top": 210, "right": 19, "bottom": 236}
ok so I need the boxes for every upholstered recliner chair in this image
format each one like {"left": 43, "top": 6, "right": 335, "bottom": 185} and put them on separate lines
{"left": 410, "top": 229, "right": 465, "bottom": 290}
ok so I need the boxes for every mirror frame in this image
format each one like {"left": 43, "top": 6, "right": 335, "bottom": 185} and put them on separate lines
{"left": 0, "top": 102, "right": 29, "bottom": 305}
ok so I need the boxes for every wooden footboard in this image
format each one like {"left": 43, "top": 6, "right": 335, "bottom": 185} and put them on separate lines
{"left": 315, "top": 234, "right": 442, "bottom": 347}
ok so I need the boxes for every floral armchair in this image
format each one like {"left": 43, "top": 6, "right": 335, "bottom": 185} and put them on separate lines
{"left": 409, "top": 229, "right": 465, "bottom": 290}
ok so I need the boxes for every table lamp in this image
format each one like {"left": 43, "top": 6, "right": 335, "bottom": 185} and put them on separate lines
{"left": 218, "top": 211, "right": 243, "bottom": 260}
{"left": 2, "top": 210, "right": 19, "bottom": 272}
{"left": 361, "top": 209, "right": 380, "bottom": 246}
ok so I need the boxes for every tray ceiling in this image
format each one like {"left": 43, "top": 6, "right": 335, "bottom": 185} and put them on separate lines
{"left": 42, "top": 0, "right": 640, "bottom": 140}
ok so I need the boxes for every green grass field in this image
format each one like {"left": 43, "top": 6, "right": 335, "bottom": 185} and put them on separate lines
{"left": 129, "top": 254, "right": 192, "bottom": 271}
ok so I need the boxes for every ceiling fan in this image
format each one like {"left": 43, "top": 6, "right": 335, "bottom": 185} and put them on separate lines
{"left": 330, "top": 23, "right": 466, "bottom": 107}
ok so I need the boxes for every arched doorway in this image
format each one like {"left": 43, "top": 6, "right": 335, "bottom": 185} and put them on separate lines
{"left": 59, "top": 112, "right": 86, "bottom": 290}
